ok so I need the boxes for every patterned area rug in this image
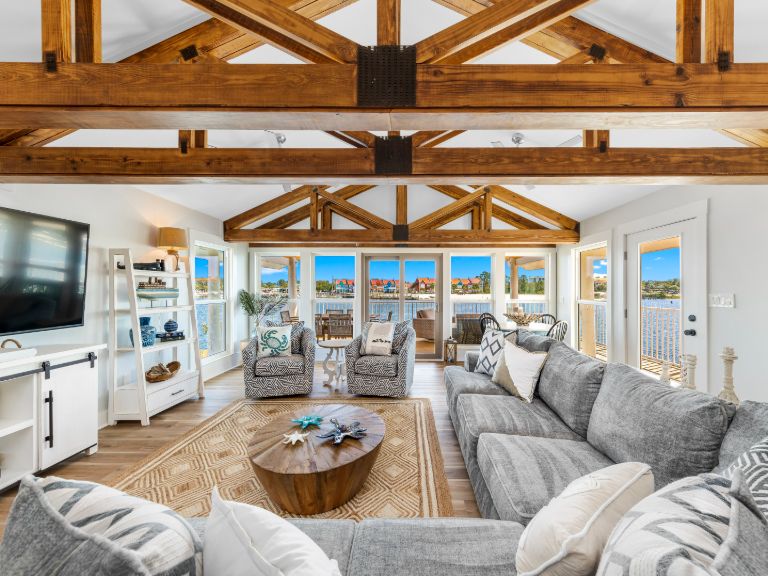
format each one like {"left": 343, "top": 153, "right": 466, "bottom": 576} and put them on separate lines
{"left": 110, "top": 398, "right": 453, "bottom": 520}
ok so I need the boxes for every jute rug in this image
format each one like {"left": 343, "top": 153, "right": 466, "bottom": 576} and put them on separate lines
{"left": 110, "top": 397, "right": 453, "bottom": 520}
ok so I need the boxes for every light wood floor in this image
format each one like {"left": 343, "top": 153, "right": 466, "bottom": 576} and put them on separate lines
{"left": 0, "top": 362, "right": 479, "bottom": 536}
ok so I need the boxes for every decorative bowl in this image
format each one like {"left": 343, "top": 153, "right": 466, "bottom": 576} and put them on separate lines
{"left": 145, "top": 360, "right": 181, "bottom": 383}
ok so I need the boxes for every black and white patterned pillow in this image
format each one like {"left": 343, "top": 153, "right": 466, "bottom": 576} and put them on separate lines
{"left": 723, "top": 436, "right": 768, "bottom": 520}
{"left": 7, "top": 476, "right": 202, "bottom": 575}
{"left": 475, "top": 329, "right": 505, "bottom": 376}
{"left": 596, "top": 472, "right": 768, "bottom": 576}
{"left": 266, "top": 320, "right": 305, "bottom": 354}
{"left": 391, "top": 321, "right": 411, "bottom": 355}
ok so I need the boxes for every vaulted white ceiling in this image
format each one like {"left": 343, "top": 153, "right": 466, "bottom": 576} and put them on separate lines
{"left": 0, "top": 0, "right": 761, "bottom": 224}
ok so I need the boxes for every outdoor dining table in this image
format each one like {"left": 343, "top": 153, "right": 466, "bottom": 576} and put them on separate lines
{"left": 502, "top": 321, "right": 552, "bottom": 336}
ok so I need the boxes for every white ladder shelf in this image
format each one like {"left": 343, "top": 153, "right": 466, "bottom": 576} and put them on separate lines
{"left": 108, "top": 248, "right": 204, "bottom": 426}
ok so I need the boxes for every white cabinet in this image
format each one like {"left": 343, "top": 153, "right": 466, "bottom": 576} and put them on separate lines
{"left": 39, "top": 357, "right": 99, "bottom": 470}
{"left": 0, "top": 344, "right": 103, "bottom": 491}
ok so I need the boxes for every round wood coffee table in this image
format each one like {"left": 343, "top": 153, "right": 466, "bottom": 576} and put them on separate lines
{"left": 247, "top": 404, "right": 385, "bottom": 514}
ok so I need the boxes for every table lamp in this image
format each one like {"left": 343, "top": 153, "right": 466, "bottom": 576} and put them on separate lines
{"left": 157, "top": 227, "right": 188, "bottom": 272}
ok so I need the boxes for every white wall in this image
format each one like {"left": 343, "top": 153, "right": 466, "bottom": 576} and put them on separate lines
{"left": 557, "top": 185, "right": 768, "bottom": 403}
{"left": 0, "top": 184, "right": 249, "bottom": 426}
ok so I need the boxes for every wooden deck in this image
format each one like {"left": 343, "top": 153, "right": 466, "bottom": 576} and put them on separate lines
{"left": 594, "top": 343, "right": 681, "bottom": 381}
{"left": 0, "top": 362, "right": 479, "bottom": 537}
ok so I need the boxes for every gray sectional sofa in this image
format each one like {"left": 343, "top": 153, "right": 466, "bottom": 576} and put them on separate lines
{"left": 4, "top": 330, "right": 768, "bottom": 575}
{"left": 446, "top": 329, "right": 766, "bottom": 525}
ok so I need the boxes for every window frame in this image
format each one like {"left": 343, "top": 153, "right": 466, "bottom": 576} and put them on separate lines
{"left": 573, "top": 239, "right": 610, "bottom": 360}
{"left": 191, "top": 236, "right": 233, "bottom": 366}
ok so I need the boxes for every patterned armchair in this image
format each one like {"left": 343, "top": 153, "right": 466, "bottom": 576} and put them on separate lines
{"left": 344, "top": 327, "right": 416, "bottom": 397}
{"left": 242, "top": 327, "right": 315, "bottom": 399}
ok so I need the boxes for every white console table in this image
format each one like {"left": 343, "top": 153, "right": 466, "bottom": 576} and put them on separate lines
{"left": 0, "top": 344, "right": 105, "bottom": 491}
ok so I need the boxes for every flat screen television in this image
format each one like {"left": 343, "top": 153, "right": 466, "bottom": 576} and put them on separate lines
{"left": 0, "top": 207, "right": 90, "bottom": 336}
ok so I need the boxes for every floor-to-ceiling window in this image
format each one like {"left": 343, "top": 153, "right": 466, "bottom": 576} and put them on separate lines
{"left": 504, "top": 255, "right": 547, "bottom": 315}
{"left": 258, "top": 255, "right": 300, "bottom": 323}
{"left": 194, "top": 241, "right": 230, "bottom": 361}
{"left": 575, "top": 244, "right": 608, "bottom": 360}
{"left": 313, "top": 254, "right": 355, "bottom": 340}
{"left": 450, "top": 255, "right": 492, "bottom": 344}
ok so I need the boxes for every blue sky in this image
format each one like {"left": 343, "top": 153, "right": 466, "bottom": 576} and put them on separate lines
{"left": 451, "top": 256, "right": 491, "bottom": 278}
{"left": 315, "top": 255, "right": 354, "bottom": 281}
{"left": 195, "top": 257, "right": 224, "bottom": 280}
{"left": 641, "top": 247, "right": 680, "bottom": 281}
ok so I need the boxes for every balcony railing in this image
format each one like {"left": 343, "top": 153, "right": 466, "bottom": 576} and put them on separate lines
{"left": 641, "top": 305, "right": 681, "bottom": 376}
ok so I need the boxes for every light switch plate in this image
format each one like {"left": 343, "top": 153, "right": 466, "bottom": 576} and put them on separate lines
{"left": 709, "top": 293, "right": 735, "bottom": 308}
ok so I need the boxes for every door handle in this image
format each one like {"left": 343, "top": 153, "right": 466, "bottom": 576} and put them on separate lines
{"left": 44, "top": 390, "right": 54, "bottom": 447}
{"left": 684, "top": 329, "right": 697, "bottom": 336}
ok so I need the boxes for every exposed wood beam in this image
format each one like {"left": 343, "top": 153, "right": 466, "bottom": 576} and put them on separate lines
{"left": 437, "top": 0, "right": 596, "bottom": 65}
{"left": 396, "top": 185, "right": 407, "bottom": 225}
{"left": 377, "top": 0, "right": 400, "bottom": 45}
{"left": 324, "top": 131, "right": 377, "bottom": 148}
{"left": 322, "top": 204, "right": 332, "bottom": 230}
{"left": 583, "top": 129, "right": 610, "bottom": 150}
{"left": 411, "top": 130, "right": 465, "bottom": 148}
{"left": 310, "top": 186, "right": 319, "bottom": 230}
{"left": 258, "top": 184, "right": 374, "bottom": 228}
{"left": 224, "top": 184, "right": 319, "bottom": 230}
{"left": 42, "top": 0, "right": 72, "bottom": 63}
{"left": 415, "top": 0, "right": 563, "bottom": 63}
{"left": 6, "top": 63, "right": 768, "bottom": 130}
{"left": 227, "top": 228, "right": 580, "bottom": 244}
{"left": 676, "top": 0, "right": 701, "bottom": 64}
{"left": 183, "top": 0, "right": 359, "bottom": 63}
{"left": 315, "top": 187, "right": 392, "bottom": 229}
{"left": 429, "top": 185, "right": 541, "bottom": 230}
{"left": 704, "top": 0, "right": 733, "bottom": 64}
{"left": 7, "top": 147, "right": 768, "bottom": 184}
{"left": 471, "top": 207, "right": 482, "bottom": 230}
{"left": 472, "top": 185, "right": 579, "bottom": 230}
{"left": 721, "top": 129, "right": 768, "bottom": 148}
{"left": 4, "top": 0, "right": 360, "bottom": 147}
{"left": 250, "top": 242, "right": 563, "bottom": 248}
{"left": 483, "top": 188, "right": 494, "bottom": 231}
{"left": 557, "top": 50, "right": 595, "bottom": 64}
{"left": 75, "top": 0, "right": 101, "bottom": 63}
{"left": 411, "top": 187, "right": 489, "bottom": 230}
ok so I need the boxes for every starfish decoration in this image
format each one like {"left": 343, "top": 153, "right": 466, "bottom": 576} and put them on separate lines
{"left": 291, "top": 415, "right": 324, "bottom": 430}
{"left": 282, "top": 431, "right": 310, "bottom": 446}
{"left": 317, "top": 418, "right": 368, "bottom": 445}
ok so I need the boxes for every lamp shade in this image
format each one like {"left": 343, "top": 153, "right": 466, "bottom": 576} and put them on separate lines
{"left": 157, "top": 227, "right": 188, "bottom": 251}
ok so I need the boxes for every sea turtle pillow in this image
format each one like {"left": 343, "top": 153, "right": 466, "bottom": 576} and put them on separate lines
{"left": 256, "top": 325, "right": 292, "bottom": 359}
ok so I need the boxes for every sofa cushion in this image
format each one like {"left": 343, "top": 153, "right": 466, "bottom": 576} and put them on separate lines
{"left": 722, "top": 436, "right": 768, "bottom": 520}
{"left": 254, "top": 354, "right": 305, "bottom": 376}
{"left": 477, "top": 435, "right": 614, "bottom": 524}
{"left": 347, "top": 518, "right": 523, "bottom": 576}
{"left": 0, "top": 476, "right": 202, "bottom": 576}
{"left": 715, "top": 400, "right": 768, "bottom": 472}
{"left": 417, "top": 308, "right": 435, "bottom": 320}
{"left": 355, "top": 354, "right": 398, "bottom": 377}
{"left": 516, "top": 330, "right": 555, "bottom": 353}
{"left": 391, "top": 321, "right": 411, "bottom": 354}
{"left": 444, "top": 365, "right": 509, "bottom": 421}
{"left": 537, "top": 342, "right": 605, "bottom": 438}
{"left": 587, "top": 363, "right": 733, "bottom": 487}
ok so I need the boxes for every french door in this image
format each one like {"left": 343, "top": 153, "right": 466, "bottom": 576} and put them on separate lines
{"left": 363, "top": 254, "right": 442, "bottom": 359}
{"left": 626, "top": 219, "right": 705, "bottom": 387}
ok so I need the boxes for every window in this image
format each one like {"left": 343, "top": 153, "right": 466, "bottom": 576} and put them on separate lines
{"left": 194, "top": 242, "right": 230, "bottom": 361}
{"left": 259, "top": 255, "right": 300, "bottom": 322}
{"left": 313, "top": 255, "right": 355, "bottom": 315}
{"left": 450, "top": 255, "right": 492, "bottom": 344}
{"left": 576, "top": 244, "right": 608, "bottom": 360}
{"left": 504, "top": 256, "right": 547, "bottom": 315}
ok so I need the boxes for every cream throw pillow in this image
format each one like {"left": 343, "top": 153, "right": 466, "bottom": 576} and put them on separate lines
{"left": 492, "top": 340, "right": 547, "bottom": 402}
{"left": 204, "top": 487, "right": 341, "bottom": 576}
{"left": 516, "top": 463, "right": 654, "bottom": 576}
{"left": 361, "top": 321, "right": 396, "bottom": 356}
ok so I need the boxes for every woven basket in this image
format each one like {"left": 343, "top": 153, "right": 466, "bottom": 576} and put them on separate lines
{"left": 145, "top": 361, "right": 181, "bottom": 383}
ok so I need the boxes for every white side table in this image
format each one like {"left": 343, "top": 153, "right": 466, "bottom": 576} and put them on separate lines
{"left": 317, "top": 339, "right": 352, "bottom": 391}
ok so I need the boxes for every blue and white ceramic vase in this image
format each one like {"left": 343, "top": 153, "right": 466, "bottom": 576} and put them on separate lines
{"left": 130, "top": 316, "right": 156, "bottom": 348}
{"left": 163, "top": 319, "right": 178, "bottom": 333}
